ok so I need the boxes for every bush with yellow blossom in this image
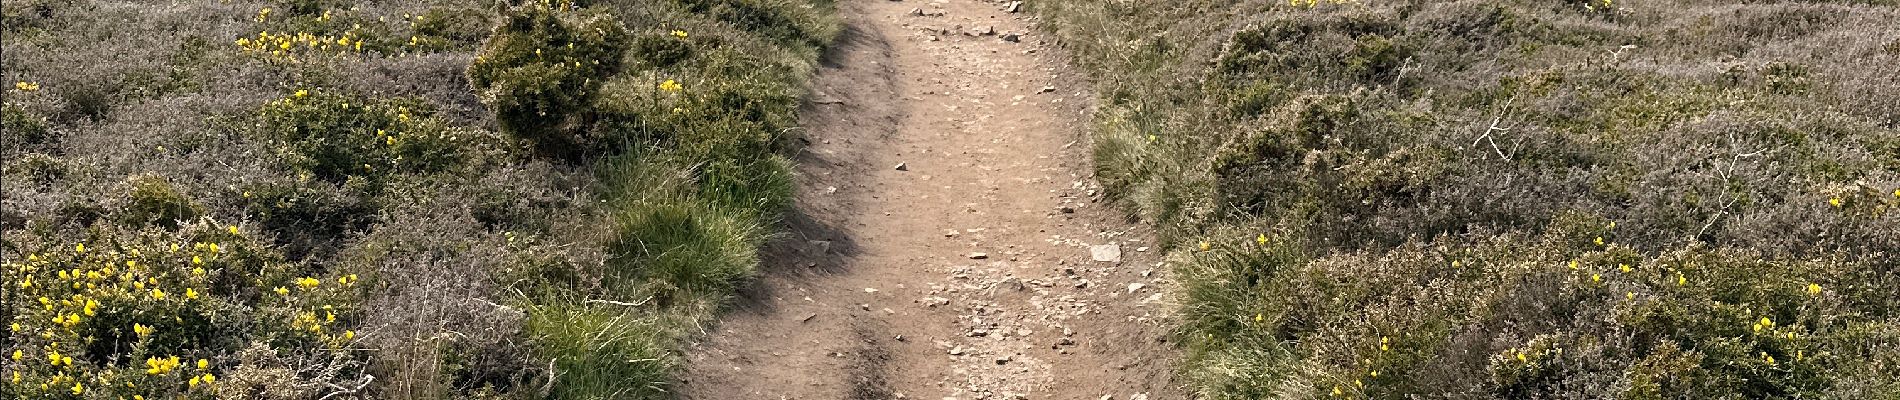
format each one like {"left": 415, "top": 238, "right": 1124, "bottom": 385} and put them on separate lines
{"left": 3, "top": 220, "right": 363, "bottom": 399}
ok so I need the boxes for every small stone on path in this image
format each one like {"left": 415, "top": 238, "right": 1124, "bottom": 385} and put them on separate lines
{"left": 1090, "top": 244, "right": 1122, "bottom": 262}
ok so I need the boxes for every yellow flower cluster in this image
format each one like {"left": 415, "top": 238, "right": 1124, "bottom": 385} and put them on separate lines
{"left": 236, "top": 30, "right": 368, "bottom": 61}
{"left": 659, "top": 79, "right": 684, "bottom": 92}
{"left": 14, "top": 81, "right": 40, "bottom": 91}
{"left": 144, "top": 356, "right": 182, "bottom": 375}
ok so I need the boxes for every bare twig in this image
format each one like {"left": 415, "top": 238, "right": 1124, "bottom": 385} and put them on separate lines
{"left": 1473, "top": 96, "right": 1518, "bottom": 160}
{"left": 584, "top": 297, "right": 653, "bottom": 307}
{"left": 318, "top": 375, "right": 375, "bottom": 400}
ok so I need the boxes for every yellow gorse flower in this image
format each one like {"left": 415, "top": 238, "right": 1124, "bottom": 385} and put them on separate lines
{"left": 658, "top": 79, "right": 683, "bottom": 92}
{"left": 14, "top": 81, "right": 40, "bottom": 91}
{"left": 1829, "top": 197, "right": 1842, "bottom": 208}
{"left": 133, "top": 323, "right": 155, "bottom": 337}
{"left": 145, "top": 356, "right": 182, "bottom": 375}
{"left": 297, "top": 277, "right": 321, "bottom": 290}
{"left": 1256, "top": 233, "right": 1268, "bottom": 246}
{"left": 672, "top": 30, "right": 689, "bottom": 38}
{"left": 1808, "top": 283, "right": 1823, "bottom": 296}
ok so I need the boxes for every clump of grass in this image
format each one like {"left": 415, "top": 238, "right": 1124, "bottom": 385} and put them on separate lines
{"left": 524, "top": 301, "right": 676, "bottom": 400}
{"left": 1040, "top": 0, "right": 1900, "bottom": 398}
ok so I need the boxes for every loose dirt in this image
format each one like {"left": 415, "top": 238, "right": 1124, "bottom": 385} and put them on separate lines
{"left": 677, "top": 0, "right": 1187, "bottom": 398}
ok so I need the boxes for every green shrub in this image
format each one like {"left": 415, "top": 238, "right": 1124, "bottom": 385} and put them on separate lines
{"left": 237, "top": 179, "right": 378, "bottom": 260}
{"left": 1, "top": 104, "right": 54, "bottom": 157}
{"left": 250, "top": 90, "right": 500, "bottom": 184}
{"left": 116, "top": 174, "right": 204, "bottom": 230}
{"left": 466, "top": 3, "right": 630, "bottom": 158}
{"left": 414, "top": 7, "right": 497, "bottom": 49}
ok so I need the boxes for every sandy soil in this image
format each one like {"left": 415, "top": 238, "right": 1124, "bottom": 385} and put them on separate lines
{"left": 676, "top": 0, "right": 1188, "bottom": 398}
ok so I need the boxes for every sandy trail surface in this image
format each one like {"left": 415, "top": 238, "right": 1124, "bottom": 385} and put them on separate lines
{"left": 677, "top": 1, "right": 1186, "bottom": 398}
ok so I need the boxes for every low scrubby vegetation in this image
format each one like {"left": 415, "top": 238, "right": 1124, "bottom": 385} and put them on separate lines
{"left": 1038, "top": 0, "right": 1900, "bottom": 398}
{"left": 3, "top": 0, "right": 834, "bottom": 398}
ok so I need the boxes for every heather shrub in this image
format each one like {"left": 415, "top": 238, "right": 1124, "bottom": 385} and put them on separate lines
{"left": 466, "top": 2, "right": 630, "bottom": 158}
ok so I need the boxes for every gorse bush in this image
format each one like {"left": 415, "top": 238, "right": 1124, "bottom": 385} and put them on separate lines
{"left": 249, "top": 90, "right": 507, "bottom": 183}
{"left": 467, "top": 2, "right": 629, "bottom": 158}
{"left": 3, "top": 221, "right": 365, "bottom": 399}
{"left": 5, "top": 0, "right": 835, "bottom": 398}
{"left": 117, "top": 174, "right": 206, "bottom": 230}
{"left": 1039, "top": 0, "right": 1900, "bottom": 398}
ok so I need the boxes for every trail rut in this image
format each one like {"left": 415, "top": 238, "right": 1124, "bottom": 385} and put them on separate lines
{"left": 677, "top": 1, "right": 1186, "bottom": 398}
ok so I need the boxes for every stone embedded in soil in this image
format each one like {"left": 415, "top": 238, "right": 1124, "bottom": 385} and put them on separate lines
{"left": 969, "top": 252, "right": 989, "bottom": 259}
{"left": 895, "top": 162, "right": 909, "bottom": 171}
{"left": 1090, "top": 244, "right": 1122, "bottom": 262}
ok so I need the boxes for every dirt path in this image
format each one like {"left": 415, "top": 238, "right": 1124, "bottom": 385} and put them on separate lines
{"left": 677, "top": 0, "right": 1186, "bottom": 398}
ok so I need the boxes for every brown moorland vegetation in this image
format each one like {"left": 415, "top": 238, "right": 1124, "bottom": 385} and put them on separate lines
{"left": 1038, "top": 0, "right": 1900, "bottom": 398}
{"left": 2, "top": 0, "right": 834, "bottom": 398}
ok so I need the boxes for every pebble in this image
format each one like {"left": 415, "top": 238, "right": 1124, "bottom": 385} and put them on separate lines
{"left": 1090, "top": 244, "right": 1122, "bottom": 262}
